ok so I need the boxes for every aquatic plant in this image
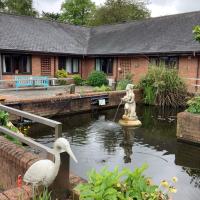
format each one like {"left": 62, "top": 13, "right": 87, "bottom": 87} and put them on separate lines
{"left": 76, "top": 164, "right": 177, "bottom": 200}
{"left": 139, "top": 63, "right": 187, "bottom": 107}
{"left": 186, "top": 95, "right": 200, "bottom": 114}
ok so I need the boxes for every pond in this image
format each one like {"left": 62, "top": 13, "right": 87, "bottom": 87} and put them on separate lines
{"left": 29, "top": 105, "right": 200, "bottom": 200}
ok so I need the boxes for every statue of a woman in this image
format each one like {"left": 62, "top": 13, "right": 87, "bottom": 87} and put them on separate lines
{"left": 121, "top": 84, "right": 137, "bottom": 120}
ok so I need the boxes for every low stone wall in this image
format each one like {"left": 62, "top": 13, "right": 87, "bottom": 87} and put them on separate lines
{"left": 177, "top": 112, "right": 200, "bottom": 144}
{"left": 0, "top": 137, "right": 85, "bottom": 200}
{"left": 4, "top": 90, "right": 142, "bottom": 118}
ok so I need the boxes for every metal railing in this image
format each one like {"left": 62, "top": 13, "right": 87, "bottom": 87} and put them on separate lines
{"left": 0, "top": 104, "right": 70, "bottom": 197}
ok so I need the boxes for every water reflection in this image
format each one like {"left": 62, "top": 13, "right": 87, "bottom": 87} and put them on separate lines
{"left": 29, "top": 106, "right": 200, "bottom": 200}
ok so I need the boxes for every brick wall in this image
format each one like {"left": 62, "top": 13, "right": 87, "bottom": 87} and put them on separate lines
{"left": 81, "top": 58, "right": 94, "bottom": 79}
{"left": 177, "top": 112, "right": 200, "bottom": 144}
{"left": 5, "top": 90, "right": 142, "bottom": 118}
{"left": 179, "top": 56, "right": 200, "bottom": 92}
{"left": 0, "top": 136, "right": 39, "bottom": 199}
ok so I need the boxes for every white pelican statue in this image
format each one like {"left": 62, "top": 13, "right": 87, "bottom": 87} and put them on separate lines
{"left": 23, "top": 138, "right": 78, "bottom": 190}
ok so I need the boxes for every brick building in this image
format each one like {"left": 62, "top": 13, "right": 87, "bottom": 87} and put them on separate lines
{"left": 0, "top": 11, "right": 200, "bottom": 90}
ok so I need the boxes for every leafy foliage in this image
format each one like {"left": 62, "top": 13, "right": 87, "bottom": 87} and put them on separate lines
{"left": 73, "top": 74, "right": 84, "bottom": 85}
{"left": 93, "top": 84, "right": 111, "bottom": 92}
{"left": 0, "top": 111, "right": 21, "bottom": 145}
{"left": 87, "top": 71, "right": 108, "bottom": 87}
{"left": 76, "top": 164, "right": 171, "bottom": 200}
{"left": 139, "top": 64, "right": 187, "bottom": 107}
{"left": 90, "top": 0, "right": 150, "bottom": 26}
{"left": 116, "top": 74, "right": 133, "bottom": 90}
{"left": 187, "top": 96, "right": 200, "bottom": 114}
{"left": 0, "top": 111, "right": 9, "bottom": 126}
{"left": 60, "top": 0, "right": 96, "bottom": 25}
{"left": 34, "top": 188, "right": 51, "bottom": 200}
{"left": 1, "top": 0, "right": 38, "bottom": 16}
{"left": 193, "top": 25, "right": 200, "bottom": 43}
{"left": 55, "top": 69, "right": 68, "bottom": 85}
{"left": 41, "top": 12, "right": 61, "bottom": 21}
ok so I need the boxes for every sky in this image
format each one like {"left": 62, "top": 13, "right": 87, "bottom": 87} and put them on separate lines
{"left": 33, "top": 0, "right": 200, "bottom": 17}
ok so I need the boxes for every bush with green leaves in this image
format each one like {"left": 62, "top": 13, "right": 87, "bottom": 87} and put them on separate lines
{"left": 93, "top": 85, "right": 111, "bottom": 92}
{"left": 186, "top": 96, "right": 200, "bottom": 114}
{"left": 193, "top": 25, "right": 200, "bottom": 43}
{"left": 0, "top": 111, "right": 9, "bottom": 126}
{"left": 139, "top": 64, "right": 187, "bottom": 107}
{"left": 0, "top": 111, "right": 21, "bottom": 145}
{"left": 87, "top": 71, "right": 108, "bottom": 87}
{"left": 73, "top": 74, "right": 84, "bottom": 86}
{"left": 76, "top": 164, "right": 176, "bottom": 200}
{"left": 34, "top": 189, "right": 52, "bottom": 200}
{"left": 116, "top": 74, "right": 133, "bottom": 90}
{"left": 55, "top": 69, "right": 68, "bottom": 85}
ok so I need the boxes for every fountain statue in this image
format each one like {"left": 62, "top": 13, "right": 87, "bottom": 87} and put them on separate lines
{"left": 119, "top": 84, "right": 142, "bottom": 127}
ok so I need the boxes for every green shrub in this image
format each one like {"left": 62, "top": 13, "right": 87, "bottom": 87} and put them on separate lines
{"left": 87, "top": 71, "right": 108, "bottom": 87}
{"left": 116, "top": 74, "right": 133, "bottom": 90}
{"left": 139, "top": 63, "right": 187, "bottom": 107}
{"left": 76, "top": 164, "right": 176, "bottom": 200}
{"left": 0, "top": 111, "right": 9, "bottom": 126}
{"left": 193, "top": 25, "right": 200, "bottom": 43}
{"left": 93, "top": 85, "right": 111, "bottom": 92}
{"left": 34, "top": 188, "right": 51, "bottom": 200}
{"left": 187, "top": 96, "right": 200, "bottom": 114}
{"left": 55, "top": 69, "right": 68, "bottom": 85}
{"left": 73, "top": 74, "right": 84, "bottom": 86}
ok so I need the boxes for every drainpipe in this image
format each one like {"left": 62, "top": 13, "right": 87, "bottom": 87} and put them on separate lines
{"left": 196, "top": 55, "right": 200, "bottom": 92}
{"left": 0, "top": 54, "right": 2, "bottom": 80}
{"left": 54, "top": 56, "right": 56, "bottom": 77}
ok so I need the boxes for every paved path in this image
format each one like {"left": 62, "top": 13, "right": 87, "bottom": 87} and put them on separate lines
{"left": 0, "top": 86, "right": 94, "bottom": 101}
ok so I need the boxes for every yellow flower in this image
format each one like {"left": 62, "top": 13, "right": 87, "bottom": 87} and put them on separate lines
{"left": 161, "top": 180, "right": 169, "bottom": 188}
{"left": 169, "top": 186, "right": 177, "bottom": 193}
{"left": 172, "top": 176, "right": 178, "bottom": 183}
{"left": 117, "top": 183, "right": 121, "bottom": 188}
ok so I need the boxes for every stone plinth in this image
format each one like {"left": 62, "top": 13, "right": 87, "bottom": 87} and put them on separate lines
{"left": 119, "top": 119, "right": 142, "bottom": 127}
{"left": 177, "top": 111, "right": 200, "bottom": 144}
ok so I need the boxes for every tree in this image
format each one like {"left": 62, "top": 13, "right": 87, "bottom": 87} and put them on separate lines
{"left": 59, "top": 0, "right": 96, "bottom": 25}
{"left": 0, "top": 0, "right": 5, "bottom": 10}
{"left": 3, "top": 0, "right": 38, "bottom": 16}
{"left": 91, "top": 0, "right": 150, "bottom": 26}
{"left": 41, "top": 11, "right": 61, "bottom": 21}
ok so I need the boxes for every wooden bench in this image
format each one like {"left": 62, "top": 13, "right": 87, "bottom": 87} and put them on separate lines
{"left": 15, "top": 76, "right": 49, "bottom": 90}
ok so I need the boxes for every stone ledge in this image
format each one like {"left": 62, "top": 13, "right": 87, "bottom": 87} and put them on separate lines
{"left": 177, "top": 111, "right": 200, "bottom": 144}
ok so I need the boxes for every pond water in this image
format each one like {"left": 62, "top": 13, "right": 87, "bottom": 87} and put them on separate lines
{"left": 29, "top": 106, "right": 200, "bottom": 200}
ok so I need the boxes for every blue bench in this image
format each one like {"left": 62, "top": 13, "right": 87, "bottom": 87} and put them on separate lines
{"left": 15, "top": 76, "right": 49, "bottom": 90}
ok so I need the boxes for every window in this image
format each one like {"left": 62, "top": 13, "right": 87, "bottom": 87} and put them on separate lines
{"left": 149, "top": 56, "right": 178, "bottom": 68}
{"left": 2, "top": 54, "right": 31, "bottom": 74}
{"left": 95, "top": 58, "right": 113, "bottom": 74}
{"left": 58, "top": 57, "right": 80, "bottom": 74}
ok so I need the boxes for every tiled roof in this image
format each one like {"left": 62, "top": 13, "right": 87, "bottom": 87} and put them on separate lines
{"left": 0, "top": 11, "right": 200, "bottom": 55}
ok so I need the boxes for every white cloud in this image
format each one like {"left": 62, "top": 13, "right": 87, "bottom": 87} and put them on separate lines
{"left": 148, "top": 0, "right": 200, "bottom": 17}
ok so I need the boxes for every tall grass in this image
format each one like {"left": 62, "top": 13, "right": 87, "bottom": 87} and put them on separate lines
{"left": 139, "top": 63, "right": 187, "bottom": 107}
